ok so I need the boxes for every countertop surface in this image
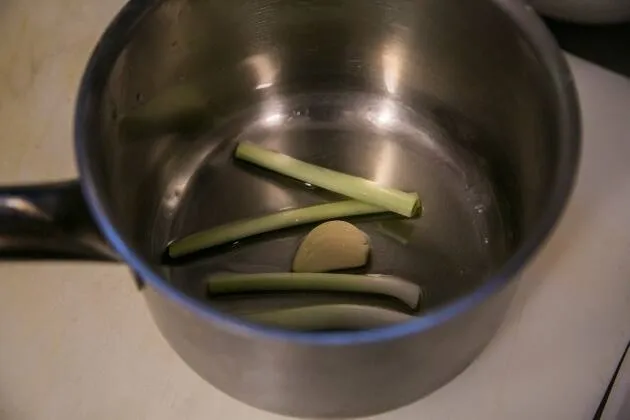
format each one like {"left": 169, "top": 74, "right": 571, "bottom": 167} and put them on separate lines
{"left": 2, "top": 1, "right": 630, "bottom": 419}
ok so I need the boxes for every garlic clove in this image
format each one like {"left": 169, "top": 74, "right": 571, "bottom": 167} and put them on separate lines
{"left": 292, "top": 220, "right": 370, "bottom": 272}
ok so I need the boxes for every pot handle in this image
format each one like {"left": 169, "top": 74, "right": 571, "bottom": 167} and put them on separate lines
{"left": 0, "top": 180, "right": 119, "bottom": 261}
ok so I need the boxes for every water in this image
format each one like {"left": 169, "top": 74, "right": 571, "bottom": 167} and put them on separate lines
{"left": 164, "top": 92, "right": 510, "bottom": 315}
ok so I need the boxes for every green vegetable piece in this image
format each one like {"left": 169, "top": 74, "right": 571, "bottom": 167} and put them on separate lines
{"left": 242, "top": 304, "right": 415, "bottom": 330}
{"left": 235, "top": 142, "right": 420, "bottom": 217}
{"left": 168, "top": 200, "right": 385, "bottom": 258}
{"left": 207, "top": 272, "right": 422, "bottom": 310}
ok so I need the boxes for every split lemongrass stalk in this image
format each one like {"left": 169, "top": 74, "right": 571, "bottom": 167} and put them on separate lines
{"left": 242, "top": 304, "right": 415, "bottom": 330}
{"left": 207, "top": 273, "right": 423, "bottom": 310}
{"left": 235, "top": 142, "right": 420, "bottom": 217}
{"left": 168, "top": 200, "right": 385, "bottom": 258}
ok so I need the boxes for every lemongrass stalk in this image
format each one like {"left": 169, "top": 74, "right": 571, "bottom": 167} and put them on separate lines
{"left": 207, "top": 273, "right": 422, "bottom": 310}
{"left": 242, "top": 304, "right": 415, "bottom": 330}
{"left": 235, "top": 142, "right": 420, "bottom": 217}
{"left": 168, "top": 200, "right": 385, "bottom": 258}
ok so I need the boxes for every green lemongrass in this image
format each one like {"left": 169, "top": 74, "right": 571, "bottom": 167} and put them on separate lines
{"left": 242, "top": 304, "right": 415, "bottom": 330}
{"left": 207, "top": 273, "right": 422, "bottom": 310}
{"left": 168, "top": 200, "right": 385, "bottom": 258}
{"left": 235, "top": 142, "right": 420, "bottom": 217}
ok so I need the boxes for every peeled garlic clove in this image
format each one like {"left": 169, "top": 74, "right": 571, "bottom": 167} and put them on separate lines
{"left": 292, "top": 220, "right": 370, "bottom": 272}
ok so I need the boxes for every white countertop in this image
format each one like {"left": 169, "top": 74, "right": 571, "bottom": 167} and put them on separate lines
{"left": 2, "top": 1, "right": 630, "bottom": 419}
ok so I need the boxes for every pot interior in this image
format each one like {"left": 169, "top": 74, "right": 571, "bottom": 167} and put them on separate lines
{"left": 84, "top": 0, "right": 571, "bottom": 323}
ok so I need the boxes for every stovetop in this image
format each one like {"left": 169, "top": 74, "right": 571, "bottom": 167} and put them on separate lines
{"left": 545, "top": 18, "right": 630, "bottom": 77}
{"left": 545, "top": 18, "right": 630, "bottom": 420}
{"left": 543, "top": 16, "right": 630, "bottom": 420}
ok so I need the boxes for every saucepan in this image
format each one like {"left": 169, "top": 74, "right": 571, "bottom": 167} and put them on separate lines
{"left": 0, "top": 0, "right": 579, "bottom": 417}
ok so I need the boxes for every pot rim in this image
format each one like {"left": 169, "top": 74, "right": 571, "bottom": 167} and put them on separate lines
{"left": 74, "top": 0, "right": 580, "bottom": 345}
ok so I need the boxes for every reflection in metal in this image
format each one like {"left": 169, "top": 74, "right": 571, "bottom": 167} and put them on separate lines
{"left": 0, "top": 197, "right": 50, "bottom": 221}
{"left": 244, "top": 53, "right": 278, "bottom": 91}
{"left": 382, "top": 41, "right": 405, "bottom": 95}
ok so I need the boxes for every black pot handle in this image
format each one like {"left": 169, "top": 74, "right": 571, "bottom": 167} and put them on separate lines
{"left": 0, "top": 180, "right": 119, "bottom": 261}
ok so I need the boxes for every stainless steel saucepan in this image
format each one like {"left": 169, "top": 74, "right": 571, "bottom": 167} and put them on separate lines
{"left": 0, "top": 0, "right": 580, "bottom": 417}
